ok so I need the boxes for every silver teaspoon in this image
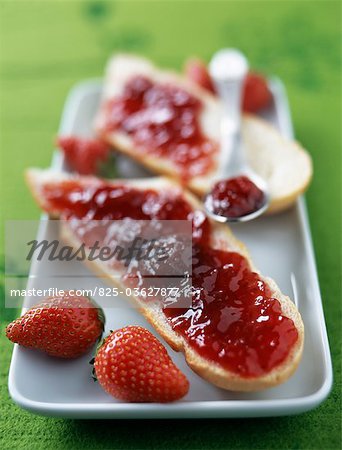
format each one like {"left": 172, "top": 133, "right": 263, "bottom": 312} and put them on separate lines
{"left": 204, "top": 49, "right": 269, "bottom": 223}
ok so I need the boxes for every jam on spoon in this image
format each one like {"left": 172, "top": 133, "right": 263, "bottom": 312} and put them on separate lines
{"left": 205, "top": 175, "right": 266, "bottom": 219}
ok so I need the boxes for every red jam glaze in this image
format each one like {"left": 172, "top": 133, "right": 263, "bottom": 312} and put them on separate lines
{"left": 102, "top": 76, "right": 217, "bottom": 179}
{"left": 42, "top": 180, "right": 298, "bottom": 377}
{"left": 42, "top": 181, "right": 209, "bottom": 245}
{"left": 164, "top": 246, "right": 298, "bottom": 377}
{"left": 207, "top": 175, "right": 266, "bottom": 218}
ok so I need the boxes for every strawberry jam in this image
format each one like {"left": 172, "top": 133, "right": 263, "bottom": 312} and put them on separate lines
{"left": 206, "top": 175, "right": 266, "bottom": 218}
{"left": 164, "top": 246, "right": 298, "bottom": 377}
{"left": 42, "top": 179, "right": 298, "bottom": 377}
{"left": 43, "top": 181, "right": 209, "bottom": 245}
{"left": 102, "top": 76, "right": 217, "bottom": 179}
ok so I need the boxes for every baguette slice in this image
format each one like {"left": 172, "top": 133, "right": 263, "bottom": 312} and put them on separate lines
{"left": 26, "top": 168, "right": 304, "bottom": 391}
{"left": 95, "top": 54, "right": 312, "bottom": 214}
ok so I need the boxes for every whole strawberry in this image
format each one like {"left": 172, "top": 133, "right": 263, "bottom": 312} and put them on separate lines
{"left": 184, "top": 58, "right": 272, "bottom": 113}
{"left": 94, "top": 326, "right": 189, "bottom": 402}
{"left": 57, "top": 136, "right": 113, "bottom": 176}
{"left": 6, "top": 292, "right": 104, "bottom": 358}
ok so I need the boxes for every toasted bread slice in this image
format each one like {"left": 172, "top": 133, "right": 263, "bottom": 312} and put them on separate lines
{"left": 95, "top": 54, "right": 312, "bottom": 214}
{"left": 26, "top": 168, "right": 304, "bottom": 391}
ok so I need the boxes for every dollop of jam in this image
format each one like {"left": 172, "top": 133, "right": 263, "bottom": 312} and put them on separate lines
{"left": 206, "top": 175, "right": 266, "bottom": 218}
{"left": 102, "top": 76, "right": 217, "bottom": 179}
{"left": 43, "top": 180, "right": 298, "bottom": 377}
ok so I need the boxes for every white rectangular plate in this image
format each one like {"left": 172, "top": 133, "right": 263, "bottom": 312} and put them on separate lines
{"left": 8, "top": 78, "right": 332, "bottom": 418}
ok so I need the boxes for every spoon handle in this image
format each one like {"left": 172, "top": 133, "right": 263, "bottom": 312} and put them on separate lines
{"left": 216, "top": 79, "right": 244, "bottom": 132}
{"left": 209, "top": 49, "right": 249, "bottom": 178}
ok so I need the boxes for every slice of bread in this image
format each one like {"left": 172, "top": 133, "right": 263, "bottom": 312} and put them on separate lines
{"left": 26, "top": 168, "right": 304, "bottom": 391}
{"left": 95, "top": 54, "right": 312, "bottom": 214}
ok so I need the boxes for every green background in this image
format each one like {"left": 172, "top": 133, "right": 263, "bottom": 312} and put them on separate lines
{"left": 0, "top": 1, "right": 341, "bottom": 449}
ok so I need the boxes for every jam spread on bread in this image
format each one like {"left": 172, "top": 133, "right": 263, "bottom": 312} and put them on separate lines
{"left": 44, "top": 181, "right": 194, "bottom": 221}
{"left": 103, "top": 76, "right": 217, "bottom": 179}
{"left": 42, "top": 180, "right": 298, "bottom": 377}
{"left": 207, "top": 175, "right": 266, "bottom": 218}
{"left": 165, "top": 246, "right": 298, "bottom": 377}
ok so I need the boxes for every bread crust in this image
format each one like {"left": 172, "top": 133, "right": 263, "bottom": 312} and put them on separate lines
{"left": 26, "top": 168, "right": 304, "bottom": 391}
{"left": 95, "top": 54, "right": 312, "bottom": 214}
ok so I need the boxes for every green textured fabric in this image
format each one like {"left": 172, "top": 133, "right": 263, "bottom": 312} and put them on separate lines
{"left": 0, "top": 1, "right": 341, "bottom": 449}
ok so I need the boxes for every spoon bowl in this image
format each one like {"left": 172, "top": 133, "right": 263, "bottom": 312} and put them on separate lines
{"left": 204, "top": 172, "right": 270, "bottom": 223}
